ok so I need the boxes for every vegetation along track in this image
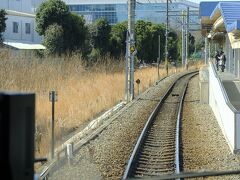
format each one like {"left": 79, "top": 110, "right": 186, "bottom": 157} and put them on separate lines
{"left": 123, "top": 71, "right": 198, "bottom": 179}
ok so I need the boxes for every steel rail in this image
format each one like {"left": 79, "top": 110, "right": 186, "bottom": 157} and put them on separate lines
{"left": 174, "top": 77, "right": 186, "bottom": 176}
{"left": 127, "top": 169, "right": 240, "bottom": 179}
{"left": 175, "top": 72, "right": 198, "bottom": 179}
{"left": 122, "top": 71, "right": 198, "bottom": 179}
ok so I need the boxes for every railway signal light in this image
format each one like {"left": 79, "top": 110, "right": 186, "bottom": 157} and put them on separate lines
{"left": 49, "top": 91, "right": 58, "bottom": 102}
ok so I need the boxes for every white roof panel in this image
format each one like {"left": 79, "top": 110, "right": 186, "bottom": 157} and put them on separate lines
{"left": 3, "top": 40, "right": 46, "bottom": 50}
{"left": 6, "top": 10, "right": 35, "bottom": 18}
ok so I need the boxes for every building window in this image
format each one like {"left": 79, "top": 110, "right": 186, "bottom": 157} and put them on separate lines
{"left": 25, "top": 23, "right": 31, "bottom": 34}
{"left": 13, "top": 22, "right": 19, "bottom": 33}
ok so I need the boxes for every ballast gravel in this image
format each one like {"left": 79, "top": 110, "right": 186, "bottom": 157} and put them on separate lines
{"left": 49, "top": 71, "right": 191, "bottom": 180}
{"left": 182, "top": 75, "right": 240, "bottom": 179}
{"left": 49, "top": 71, "right": 240, "bottom": 180}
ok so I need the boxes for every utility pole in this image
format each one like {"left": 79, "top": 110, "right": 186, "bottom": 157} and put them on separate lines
{"left": 182, "top": 10, "right": 185, "bottom": 67}
{"left": 125, "top": 0, "right": 136, "bottom": 102}
{"left": 185, "top": 7, "right": 189, "bottom": 70}
{"left": 158, "top": 34, "right": 161, "bottom": 79}
{"left": 165, "top": 0, "right": 169, "bottom": 76}
{"left": 125, "top": 31, "right": 129, "bottom": 101}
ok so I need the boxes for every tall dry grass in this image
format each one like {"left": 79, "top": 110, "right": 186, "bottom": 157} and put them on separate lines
{"left": 0, "top": 49, "right": 202, "bottom": 157}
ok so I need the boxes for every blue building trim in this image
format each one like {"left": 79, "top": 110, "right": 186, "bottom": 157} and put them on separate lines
{"left": 199, "top": 1, "right": 218, "bottom": 17}
{"left": 227, "top": 20, "right": 240, "bottom": 32}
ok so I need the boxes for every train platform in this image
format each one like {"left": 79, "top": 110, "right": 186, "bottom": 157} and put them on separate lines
{"left": 217, "top": 69, "right": 240, "bottom": 111}
{"left": 217, "top": 70, "right": 238, "bottom": 81}
{"left": 200, "top": 0, "right": 240, "bottom": 154}
{"left": 207, "top": 61, "right": 240, "bottom": 154}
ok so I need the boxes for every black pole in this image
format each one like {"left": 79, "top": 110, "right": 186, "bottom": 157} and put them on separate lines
{"left": 51, "top": 91, "right": 55, "bottom": 159}
{"left": 158, "top": 34, "right": 160, "bottom": 79}
{"left": 165, "top": 0, "right": 169, "bottom": 76}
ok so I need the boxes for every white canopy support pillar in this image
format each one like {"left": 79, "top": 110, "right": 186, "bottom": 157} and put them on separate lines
{"left": 238, "top": 49, "right": 240, "bottom": 78}
{"left": 205, "top": 37, "right": 208, "bottom": 65}
{"left": 209, "top": 38, "right": 212, "bottom": 61}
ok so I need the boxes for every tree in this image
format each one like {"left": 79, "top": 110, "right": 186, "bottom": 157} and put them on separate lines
{"left": 189, "top": 33, "right": 195, "bottom": 55}
{"left": 168, "top": 30, "right": 179, "bottom": 62}
{"left": 177, "top": 32, "right": 196, "bottom": 61}
{"left": 109, "top": 21, "right": 127, "bottom": 57}
{"left": 135, "top": 20, "right": 167, "bottom": 63}
{"left": 89, "top": 18, "right": 111, "bottom": 55}
{"left": 0, "top": 9, "right": 7, "bottom": 43}
{"left": 36, "top": 0, "right": 69, "bottom": 36}
{"left": 36, "top": 0, "right": 88, "bottom": 55}
{"left": 63, "top": 13, "right": 88, "bottom": 52}
{"left": 43, "top": 24, "right": 64, "bottom": 55}
{"left": 135, "top": 20, "right": 153, "bottom": 63}
{"left": 149, "top": 24, "right": 165, "bottom": 62}
{"left": 195, "top": 37, "right": 204, "bottom": 51}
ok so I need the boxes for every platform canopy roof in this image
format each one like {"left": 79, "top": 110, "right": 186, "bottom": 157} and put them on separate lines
{"left": 211, "top": 2, "right": 240, "bottom": 32}
{"left": 200, "top": 1, "right": 240, "bottom": 48}
{"left": 200, "top": 1, "right": 240, "bottom": 34}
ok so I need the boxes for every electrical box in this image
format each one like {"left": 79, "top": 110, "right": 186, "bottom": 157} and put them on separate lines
{"left": 0, "top": 92, "right": 35, "bottom": 180}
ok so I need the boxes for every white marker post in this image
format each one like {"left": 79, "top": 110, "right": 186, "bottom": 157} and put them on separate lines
{"left": 67, "top": 143, "right": 73, "bottom": 166}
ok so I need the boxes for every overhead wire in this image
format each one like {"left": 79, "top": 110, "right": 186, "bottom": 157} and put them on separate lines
{"left": 135, "top": 0, "right": 200, "bottom": 31}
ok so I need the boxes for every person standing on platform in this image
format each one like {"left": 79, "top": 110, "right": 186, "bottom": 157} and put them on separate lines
{"left": 219, "top": 51, "right": 226, "bottom": 72}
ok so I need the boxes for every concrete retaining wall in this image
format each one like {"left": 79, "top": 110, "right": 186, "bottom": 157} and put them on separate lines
{"left": 209, "top": 62, "right": 240, "bottom": 153}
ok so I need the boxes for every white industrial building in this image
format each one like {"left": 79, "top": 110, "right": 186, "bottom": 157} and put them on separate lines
{"left": 64, "top": 0, "right": 199, "bottom": 26}
{"left": 0, "top": 0, "right": 45, "bottom": 50}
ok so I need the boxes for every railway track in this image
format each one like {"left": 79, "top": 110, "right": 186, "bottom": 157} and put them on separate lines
{"left": 123, "top": 71, "right": 198, "bottom": 179}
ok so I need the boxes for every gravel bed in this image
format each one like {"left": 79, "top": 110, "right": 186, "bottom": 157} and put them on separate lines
{"left": 48, "top": 71, "right": 191, "bottom": 180}
{"left": 182, "top": 75, "right": 240, "bottom": 179}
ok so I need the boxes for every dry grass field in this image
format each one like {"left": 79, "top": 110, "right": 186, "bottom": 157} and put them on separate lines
{"left": 0, "top": 49, "right": 202, "bottom": 157}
